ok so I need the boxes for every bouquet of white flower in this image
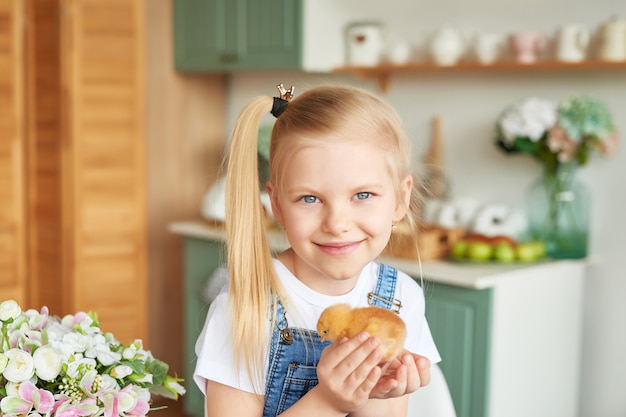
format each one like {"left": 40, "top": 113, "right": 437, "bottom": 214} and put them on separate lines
{"left": 0, "top": 300, "right": 185, "bottom": 417}
{"left": 496, "top": 95, "right": 619, "bottom": 174}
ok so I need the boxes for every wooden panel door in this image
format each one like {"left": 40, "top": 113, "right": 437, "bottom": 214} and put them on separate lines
{"left": 60, "top": 0, "right": 148, "bottom": 343}
{"left": 24, "top": 0, "right": 64, "bottom": 313}
{"left": 24, "top": 0, "right": 148, "bottom": 343}
{"left": 0, "top": 0, "right": 26, "bottom": 305}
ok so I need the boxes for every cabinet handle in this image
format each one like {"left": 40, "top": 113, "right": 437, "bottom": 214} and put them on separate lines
{"left": 220, "top": 53, "right": 239, "bottom": 63}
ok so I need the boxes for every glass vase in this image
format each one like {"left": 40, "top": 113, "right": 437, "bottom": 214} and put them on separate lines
{"left": 525, "top": 163, "right": 590, "bottom": 259}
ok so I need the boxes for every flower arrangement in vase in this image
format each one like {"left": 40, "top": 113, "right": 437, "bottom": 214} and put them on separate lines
{"left": 0, "top": 300, "right": 185, "bottom": 417}
{"left": 495, "top": 95, "right": 619, "bottom": 258}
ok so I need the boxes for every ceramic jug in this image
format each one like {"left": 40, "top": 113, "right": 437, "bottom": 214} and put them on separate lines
{"left": 509, "top": 32, "right": 546, "bottom": 63}
{"left": 598, "top": 16, "right": 626, "bottom": 62}
{"left": 387, "top": 40, "right": 412, "bottom": 65}
{"left": 474, "top": 33, "right": 505, "bottom": 64}
{"left": 345, "top": 22, "right": 386, "bottom": 66}
{"left": 556, "top": 24, "right": 590, "bottom": 62}
{"left": 430, "top": 26, "right": 465, "bottom": 66}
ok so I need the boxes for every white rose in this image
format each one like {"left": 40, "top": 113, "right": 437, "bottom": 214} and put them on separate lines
{"left": 33, "top": 346, "right": 63, "bottom": 381}
{"left": 0, "top": 300, "right": 21, "bottom": 321}
{"left": 2, "top": 348, "right": 34, "bottom": 382}
{"left": 4, "top": 381, "right": 20, "bottom": 396}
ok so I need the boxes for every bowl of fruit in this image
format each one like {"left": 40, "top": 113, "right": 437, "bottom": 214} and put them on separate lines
{"left": 449, "top": 233, "right": 547, "bottom": 263}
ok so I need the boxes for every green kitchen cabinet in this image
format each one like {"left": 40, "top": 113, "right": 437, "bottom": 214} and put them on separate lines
{"left": 174, "top": 0, "right": 302, "bottom": 71}
{"left": 425, "top": 284, "right": 492, "bottom": 417}
{"left": 171, "top": 221, "right": 585, "bottom": 417}
{"left": 179, "top": 236, "right": 225, "bottom": 417}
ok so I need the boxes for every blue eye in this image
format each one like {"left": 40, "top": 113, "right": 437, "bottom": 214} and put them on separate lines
{"left": 355, "top": 192, "right": 371, "bottom": 200}
{"left": 302, "top": 195, "right": 319, "bottom": 204}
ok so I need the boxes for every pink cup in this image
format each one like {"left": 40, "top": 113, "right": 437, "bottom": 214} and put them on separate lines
{"left": 509, "top": 32, "right": 546, "bottom": 63}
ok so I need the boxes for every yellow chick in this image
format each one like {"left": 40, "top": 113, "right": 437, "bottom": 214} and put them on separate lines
{"left": 317, "top": 303, "right": 407, "bottom": 362}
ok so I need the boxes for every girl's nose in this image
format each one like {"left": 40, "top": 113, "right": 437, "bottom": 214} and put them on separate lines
{"left": 322, "top": 204, "right": 350, "bottom": 235}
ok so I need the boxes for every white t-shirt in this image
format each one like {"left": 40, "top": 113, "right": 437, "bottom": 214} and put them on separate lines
{"left": 194, "top": 259, "right": 441, "bottom": 395}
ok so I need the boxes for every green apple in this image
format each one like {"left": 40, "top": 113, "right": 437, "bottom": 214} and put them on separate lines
{"left": 493, "top": 243, "right": 516, "bottom": 263}
{"left": 532, "top": 240, "right": 547, "bottom": 259}
{"left": 516, "top": 242, "right": 539, "bottom": 262}
{"left": 450, "top": 240, "right": 469, "bottom": 260}
{"left": 466, "top": 241, "right": 493, "bottom": 262}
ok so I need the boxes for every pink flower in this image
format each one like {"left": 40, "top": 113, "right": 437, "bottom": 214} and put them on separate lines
{"left": 0, "top": 381, "right": 54, "bottom": 415}
{"left": 19, "top": 381, "right": 55, "bottom": 413}
{"left": 71, "top": 312, "right": 89, "bottom": 327}
{"left": 547, "top": 124, "right": 578, "bottom": 163}
{"left": 128, "top": 397, "right": 150, "bottom": 416}
{"left": 53, "top": 398, "right": 99, "bottom": 417}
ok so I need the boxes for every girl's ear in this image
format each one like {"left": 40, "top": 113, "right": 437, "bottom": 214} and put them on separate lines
{"left": 266, "top": 181, "right": 285, "bottom": 226}
{"left": 394, "top": 175, "right": 413, "bottom": 221}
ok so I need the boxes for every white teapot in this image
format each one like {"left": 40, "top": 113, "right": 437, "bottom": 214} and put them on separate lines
{"left": 430, "top": 26, "right": 466, "bottom": 66}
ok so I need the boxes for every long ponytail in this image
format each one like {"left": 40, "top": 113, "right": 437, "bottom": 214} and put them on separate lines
{"left": 225, "top": 96, "right": 283, "bottom": 392}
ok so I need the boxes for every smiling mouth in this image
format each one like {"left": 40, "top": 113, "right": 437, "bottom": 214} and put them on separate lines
{"left": 316, "top": 241, "right": 362, "bottom": 255}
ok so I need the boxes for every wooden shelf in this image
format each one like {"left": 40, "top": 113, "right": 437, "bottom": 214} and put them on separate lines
{"left": 333, "top": 60, "right": 626, "bottom": 92}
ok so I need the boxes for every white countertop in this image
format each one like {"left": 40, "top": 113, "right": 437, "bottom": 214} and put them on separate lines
{"left": 169, "top": 220, "right": 585, "bottom": 290}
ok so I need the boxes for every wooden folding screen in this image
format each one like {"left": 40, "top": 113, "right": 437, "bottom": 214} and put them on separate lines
{"left": 1, "top": 0, "right": 147, "bottom": 344}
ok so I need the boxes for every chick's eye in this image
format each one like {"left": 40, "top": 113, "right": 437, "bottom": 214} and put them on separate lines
{"left": 301, "top": 195, "right": 319, "bottom": 204}
{"left": 355, "top": 192, "right": 371, "bottom": 200}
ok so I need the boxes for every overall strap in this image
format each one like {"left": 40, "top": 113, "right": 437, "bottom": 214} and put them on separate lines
{"left": 367, "top": 264, "right": 402, "bottom": 313}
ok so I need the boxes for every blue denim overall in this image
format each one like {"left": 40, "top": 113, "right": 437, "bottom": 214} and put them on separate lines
{"left": 262, "top": 264, "right": 402, "bottom": 417}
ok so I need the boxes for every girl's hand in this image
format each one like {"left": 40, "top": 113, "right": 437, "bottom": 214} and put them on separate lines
{"left": 314, "top": 332, "right": 384, "bottom": 414}
{"left": 368, "top": 351, "right": 431, "bottom": 399}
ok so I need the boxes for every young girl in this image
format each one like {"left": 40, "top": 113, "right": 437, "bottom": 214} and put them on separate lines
{"left": 194, "top": 84, "right": 440, "bottom": 417}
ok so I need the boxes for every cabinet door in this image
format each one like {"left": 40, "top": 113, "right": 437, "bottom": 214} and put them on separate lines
{"left": 425, "top": 283, "right": 493, "bottom": 417}
{"left": 182, "top": 237, "right": 225, "bottom": 417}
{"left": 0, "top": 0, "right": 26, "bottom": 305}
{"left": 239, "top": 0, "right": 302, "bottom": 70}
{"left": 174, "top": 0, "right": 302, "bottom": 71}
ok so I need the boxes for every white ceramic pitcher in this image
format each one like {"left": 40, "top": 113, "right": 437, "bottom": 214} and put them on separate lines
{"left": 598, "top": 16, "right": 626, "bottom": 62}
{"left": 556, "top": 24, "right": 590, "bottom": 62}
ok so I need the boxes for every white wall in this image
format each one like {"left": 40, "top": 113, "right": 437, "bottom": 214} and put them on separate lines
{"left": 226, "top": 1, "right": 626, "bottom": 416}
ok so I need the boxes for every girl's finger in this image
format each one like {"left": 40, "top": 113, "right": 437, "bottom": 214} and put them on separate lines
{"left": 403, "top": 354, "right": 421, "bottom": 393}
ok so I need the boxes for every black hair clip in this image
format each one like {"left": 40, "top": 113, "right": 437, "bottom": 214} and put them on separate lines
{"left": 271, "top": 83, "right": 295, "bottom": 118}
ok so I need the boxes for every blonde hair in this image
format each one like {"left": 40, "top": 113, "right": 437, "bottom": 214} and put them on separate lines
{"left": 224, "top": 85, "right": 421, "bottom": 392}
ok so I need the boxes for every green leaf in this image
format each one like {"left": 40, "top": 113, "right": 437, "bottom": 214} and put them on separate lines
{"left": 146, "top": 359, "right": 169, "bottom": 386}
{"left": 123, "top": 359, "right": 146, "bottom": 375}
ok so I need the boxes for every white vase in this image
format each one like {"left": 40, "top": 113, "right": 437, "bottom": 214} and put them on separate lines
{"left": 430, "top": 26, "right": 465, "bottom": 66}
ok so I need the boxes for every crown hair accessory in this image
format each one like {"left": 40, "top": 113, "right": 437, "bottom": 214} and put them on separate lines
{"left": 271, "top": 83, "right": 295, "bottom": 118}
